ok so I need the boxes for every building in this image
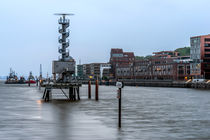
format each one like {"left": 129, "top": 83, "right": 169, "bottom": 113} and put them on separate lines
{"left": 82, "top": 63, "right": 111, "bottom": 80}
{"left": 77, "top": 64, "right": 84, "bottom": 79}
{"left": 190, "top": 34, "right": 210, "bottom": 79}
{"left": 115, "top": 50, "right": 191, "bottom": 80}
{"left": 83, "top": 64, "right": 91, "bottom": 79}
{"left": 153, "top": 51, "right": 179, "bottom": 58}
{"left": 109, "top": 48, "right": 135, "bottom": 78}
{"left": 134, "top": 59, "right": 151, "bottom": 79}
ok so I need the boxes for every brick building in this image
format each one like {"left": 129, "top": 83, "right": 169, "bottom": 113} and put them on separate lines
{"left": 115, "top": 50, "right": 191, "bottom": 80}
{"left": 109, "top": 48, "right": 135, "bottom": 78}
{"left": 190, "top": 34, "right": 210, "bottom": 79}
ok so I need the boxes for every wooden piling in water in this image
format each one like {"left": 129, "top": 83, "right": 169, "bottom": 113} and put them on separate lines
{"left": 88, "top": 80, "right": 91, "bottom": 99}
{"left": 118, "top": 88, "right": 121, "bottom": 128}
{"left": 95, "top": 79, "right": 99, "bottom": 101}
{"left": 69, "top": 87, "right": 73, "bottom": 100}
{"left": 28, "top": 78, "right": 30, "bottom": 87}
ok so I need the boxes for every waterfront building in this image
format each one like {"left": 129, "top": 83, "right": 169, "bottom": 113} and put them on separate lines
{"left": 109, "top": 48, "right": 135, "bottom": 78}
{"left": 133, "top": 59, "right": 151, "bottom": 79}
{"left": 152, "top": 51, "right": 179, "bottom": 58}
{"left": 77, "top": 64, "right": 84, "bottom": 79}
{"left": 190, "top": 34, "right": 210, "bottom": 79}
{"left": 82, "top": 63, "right": 111, "bottom": 80}
{"left": 83, "top": 64, "right": 91, "bottom": 79}
{"left": 115, "top": 50, "right": 191, "bottom": 80}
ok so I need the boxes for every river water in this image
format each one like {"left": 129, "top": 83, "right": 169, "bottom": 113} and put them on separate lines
{"left": 0, "top": 81, "right": 210, "bottom": 140}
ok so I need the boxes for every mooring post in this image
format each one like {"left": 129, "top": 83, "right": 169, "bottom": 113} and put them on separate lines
{"left": 88, "top": 80, "right": 91, "bottom": 99}
{"left": 69, "top": 87, "right": 73, "bottom": 100}
{"left": 28, "top": 78, "right": 30, "bottom": 87}
{"left": 118, "top": 88, "right": 121, "bottom": 128}
{"left": 36, "top": 78, "right": 38, "bottom": 86}
{"left": 95, "top": 79, "right": 99, "bottom": 101}
{"left": 116, "top": 81, "right": 124, "bottom": 128}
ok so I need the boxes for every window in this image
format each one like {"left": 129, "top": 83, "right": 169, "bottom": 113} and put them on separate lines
{"left": 205, "top": 54, "right": 210, "bottom": 57}
{"left": 178, "top": 66, "right": 184, "bottom": 75}
{"left": 205, "top": 49, "right": 210, "bottom": 52}
{"left": 205, "top": 43, "right": 210, "bottom": 47}
{"left": 205, "top": 38, "right": 210, "bottom": 42}
{"left": 204, "top": 64, "right": 210, "bottom": 68}
{"left": 203, "top": 59, "right": 210, "bottom": 62}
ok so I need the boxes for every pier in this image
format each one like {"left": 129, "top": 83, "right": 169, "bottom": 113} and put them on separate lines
{"left": 41, "top": 83, "right": 82, "bottom": 101}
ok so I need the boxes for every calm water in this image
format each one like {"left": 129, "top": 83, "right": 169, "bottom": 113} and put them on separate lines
{"left": 0, "top": 81, "right": 210, "bottom": 140}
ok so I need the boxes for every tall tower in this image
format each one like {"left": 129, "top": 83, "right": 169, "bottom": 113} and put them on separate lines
{"left": 52, "top": 13, "right": 76, "bottom": 83}
{"left": 55, "top": 13, "right": 74, "bottom": 61}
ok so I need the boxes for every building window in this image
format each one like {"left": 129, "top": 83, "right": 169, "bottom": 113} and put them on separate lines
{"left": 205, "top": 38, "right": 210, "bottom": 42}
{"left": 178, "top": 66, "right": 184, "bottom": 75}
{"left": 205, "top": 49, "right": 210, "bottom": 52}
{"left": 205, "top": 43, "right": 210, "bottom": 47}
{"left": 204, "top": 59, "right": 210, "bottom": 62}
{"left": 205, "top": 54, "right": 210, "bottom": 57}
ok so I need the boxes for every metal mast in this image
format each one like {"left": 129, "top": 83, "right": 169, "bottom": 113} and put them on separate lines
{"left": 39, "top": 64, "right": 42, "bottom": 80}
{"left": 55, "top": 13, "right": 74, "bottom": 61}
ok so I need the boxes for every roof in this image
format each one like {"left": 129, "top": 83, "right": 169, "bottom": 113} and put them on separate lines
{"left": 123, "top": 52, "right": 135, "bottom": 58}
{"left": 111, "top": 48, "right": 123, "bottom": 54}
{"left": 190, "top": 34, "right": 210, "bottom": 39}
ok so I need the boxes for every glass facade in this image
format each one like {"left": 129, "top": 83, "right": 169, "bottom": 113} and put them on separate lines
{"left": 190, "top": 37, "right": 201, "bottom": 75}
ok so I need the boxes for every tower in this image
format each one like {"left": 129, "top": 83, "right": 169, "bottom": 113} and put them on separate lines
{"left": 52, "top": 13, "right": 75, "bottom": 83}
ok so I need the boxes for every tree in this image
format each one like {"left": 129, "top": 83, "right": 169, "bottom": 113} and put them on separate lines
{"left": 175, "top": 47, "right": 190, "bottom": 56}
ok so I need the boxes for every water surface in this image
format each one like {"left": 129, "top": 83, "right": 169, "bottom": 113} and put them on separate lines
{"left": 0, "top": 81, "right": 210, "bottom": 140}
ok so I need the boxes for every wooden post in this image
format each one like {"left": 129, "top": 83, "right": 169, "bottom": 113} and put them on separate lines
{"left": 77, "top": 87, "right": 80, "bottom": 100}
{"left": 118, "top": 88, "right": 121, "bottom": 128}
{"left": 88, "top": 80, "right": 91, "bottom": 99}
{"left": 28, "top": 78, "right": 30, "bottom": 87}
{"left": 95, "top": 79, "right": 99, "bottom": 101}
{"left": 69, "top": 87, "right": 73, "bottom": 100}
{"left": 36, "top": 78, "right": 38, "bottom": 86}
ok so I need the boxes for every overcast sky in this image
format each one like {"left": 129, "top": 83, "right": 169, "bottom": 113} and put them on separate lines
{"left": 0, "top": 0, "right": 210, "bottom": 76}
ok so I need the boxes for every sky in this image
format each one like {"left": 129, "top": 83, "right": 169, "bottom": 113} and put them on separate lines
{"left": 0, "top": 0, "right": 210, "bottom": 77}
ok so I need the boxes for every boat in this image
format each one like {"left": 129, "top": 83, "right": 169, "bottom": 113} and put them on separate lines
{"left": 5, "top": 69, "right": 26, "bottom": 84}
{"left": 25, "top": 72, "right": 36, "bottom": 84}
